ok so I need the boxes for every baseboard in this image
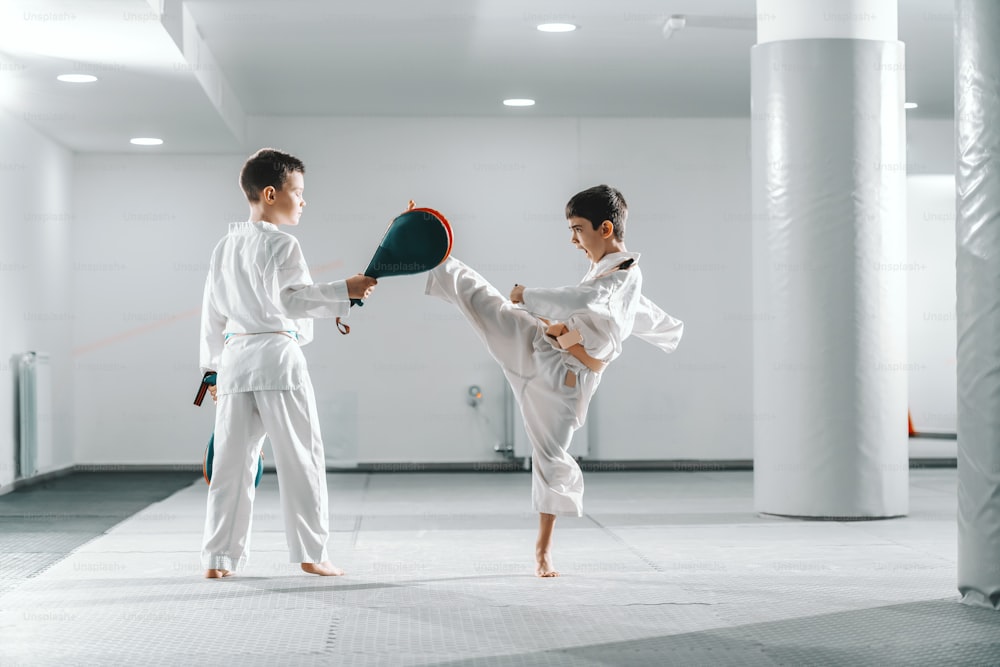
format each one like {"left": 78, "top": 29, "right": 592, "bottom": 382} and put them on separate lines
{"left": 0, "top": 458, "right": 957, "bottom": 493}
{"left": 327, "top": 460, "right": 759, "bottom": 473}
{"left": 0, "top": 464, "right": 76, "bottom": 496}
{"left": 72, "top": 464, "right": 204, "bottom": 473}
{"left": 909, "top": 458, "right": 957, "bottom": 468}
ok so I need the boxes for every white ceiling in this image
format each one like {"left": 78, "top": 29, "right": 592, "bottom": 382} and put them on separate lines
{"left": 0, "top": 0, "right": 955, "bottom": 153}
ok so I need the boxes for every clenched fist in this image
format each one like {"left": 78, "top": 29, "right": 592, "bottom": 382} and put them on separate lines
{"left": 346, "top": 274, "right": 378, "bottom": 300}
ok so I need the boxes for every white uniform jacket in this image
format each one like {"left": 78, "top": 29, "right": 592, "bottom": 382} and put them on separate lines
{"left": 199, "top": 221, "right": 351, "bottom": 395}
{"left": 520, "top": 251, "right": 683, "bottom": 364}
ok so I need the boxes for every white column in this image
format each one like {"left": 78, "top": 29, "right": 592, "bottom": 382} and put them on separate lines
{"left": 751, "top": 0, "right": 908, "bottom": 517}
{"left": 956, "top": 0, "right": 1000, "bottom": 610}
{"left": 757, "top": 0, "right": 897, "bottom": 43}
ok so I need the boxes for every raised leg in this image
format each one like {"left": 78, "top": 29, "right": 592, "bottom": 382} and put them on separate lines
{"left": 426, "top": 257, "right": 541, "bottom": 377}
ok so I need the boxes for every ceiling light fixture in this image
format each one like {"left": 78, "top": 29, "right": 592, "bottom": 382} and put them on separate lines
{"left": 662, "top": 15, "right": 687, "bottom": 40}
{"left": 503, "top": 99, "right": 535, "bottom": 107}
{"left": 57, "top": 74, "right": 97, "bottom": 83}
{"left": 537, "top": 23, "right": 577, "bottom": 33}
{"left": 904, "top": 102, "right": 918, "bottom": 110}
{"left": 130, "top": 137, "right": 163, "bottom": 146}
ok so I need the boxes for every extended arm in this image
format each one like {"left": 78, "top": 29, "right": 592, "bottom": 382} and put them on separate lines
{"left": 269, "top": 237, "right": 353, "bottom": 319}
{"left": 519, "top": 283, "right": 610, "bottom": 322}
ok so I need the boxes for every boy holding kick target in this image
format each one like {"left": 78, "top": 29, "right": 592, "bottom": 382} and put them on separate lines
{"left": 199, "top": 148, "right": 376, "bottom": 578}
{"left": 426, "top": 185, "right": 683, "bottom": 577}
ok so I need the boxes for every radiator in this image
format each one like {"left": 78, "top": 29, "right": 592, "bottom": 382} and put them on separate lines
{"left": 14, "top": 352, "right": 52, "bottom": 479}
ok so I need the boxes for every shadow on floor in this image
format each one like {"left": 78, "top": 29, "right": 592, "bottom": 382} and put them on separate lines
{"left": 0, "top": 472, "right": 200, "bottom": 594}
{"left": 429, "top": 598, "right": 1000, "bottom": 667}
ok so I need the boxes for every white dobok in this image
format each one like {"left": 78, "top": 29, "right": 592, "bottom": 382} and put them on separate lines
{"left": 199, "top": 220, "right": 350, "bottom": 571}
{"left": 426, "top": 252, "right": 683, "bottom": 516}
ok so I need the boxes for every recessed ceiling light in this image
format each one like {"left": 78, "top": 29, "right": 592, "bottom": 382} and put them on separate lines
{"left": 130, "top": 137, "right": 163, "bottom": 146}
{"left": 503, "top": 98, "right": 535, "bottom": 107}
{"left": 57, "top": 74, "right": 97, "bottom": 83}
{"left": 904, "top": 102, "right": 918, "bottom": 110}
{"left": 537, "top": 23, "right": 577, "bottom": 33}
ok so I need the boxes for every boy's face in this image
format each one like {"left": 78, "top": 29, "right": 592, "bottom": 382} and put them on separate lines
{"left": 568, "top": 215, "right": 611, "bottom": 263}
{"left": 265, "top": 170, "right": 305, "bottom": 226}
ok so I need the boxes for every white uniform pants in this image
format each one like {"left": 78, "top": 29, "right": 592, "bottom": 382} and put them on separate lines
{"left": 201, "top": 386, "right": 329, "bottom": 571}
{"left": 427, "top": 257, "right": 595, "bottom": 516}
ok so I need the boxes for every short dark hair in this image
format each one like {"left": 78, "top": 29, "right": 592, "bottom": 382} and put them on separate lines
{"left": 565, "top": 184, "right": 628, "bottom": 241}
{"left": 239, "top": 148, "right": 305, "bottom": 203}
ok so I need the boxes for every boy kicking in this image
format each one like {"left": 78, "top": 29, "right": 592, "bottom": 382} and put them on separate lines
{"left": 426, "top": 184, "right": 683, "bottom": 576}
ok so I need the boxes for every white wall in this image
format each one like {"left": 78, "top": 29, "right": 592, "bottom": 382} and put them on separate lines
{"left": 907, "top": 119, "right": 955, "bottom": 175}
{"left": 0, "top": 109, "right": 75, "bottom": 492}
{"left": 60, "top": 115, "right": 965, "bottom": 467}
{"left": 72, "top": 153, "right": 241, "bottom": 467}
{"left": 905, "top": 120, "right": 958, "bottom": 435}
{"left": 907, "top": 175, "right": 956, "bottom": 434}
{"left": 579, "top": 119, "right": 752, "bottom": 459}
{"left": 71, "top": 116, "right": 754, "bottom": 465}
{"left": 60, "top": 114, "right": 968, "bottom": 467}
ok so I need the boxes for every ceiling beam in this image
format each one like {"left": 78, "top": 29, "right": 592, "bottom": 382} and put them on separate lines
{"left": 156, "top": 0, "right": 245, "bottom": 143}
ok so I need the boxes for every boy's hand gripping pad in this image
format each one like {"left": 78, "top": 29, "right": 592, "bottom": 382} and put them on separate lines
{"left": 337, "top": 203, "right": 453, "bottom": 335}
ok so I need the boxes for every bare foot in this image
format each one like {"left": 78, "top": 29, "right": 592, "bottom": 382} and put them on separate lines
{"left": 204, "top": 569, "right": 232, "bottom": 579}
{"left": 535, "top": 512, "right": 559, "bottom": 577}
{"left": 301, "top": 561, "right": 345, "bottom": 576}
{"left": 535, "top": 550, "right": 560, "bottom": 578}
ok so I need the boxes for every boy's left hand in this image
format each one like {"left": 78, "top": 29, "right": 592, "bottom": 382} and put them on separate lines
{"left": 347, "top": 273, "right": 378, "bottom": 299}
{"left": 510, "top": 284, "right": 525, "bottom": 304}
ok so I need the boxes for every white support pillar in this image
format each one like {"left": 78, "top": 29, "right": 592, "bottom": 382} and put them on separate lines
{"left": 751, "top": 0, "right": 909, "bottom": 518}
{"left": 956, "top": 0, "right": 1000, "bottom": 610}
